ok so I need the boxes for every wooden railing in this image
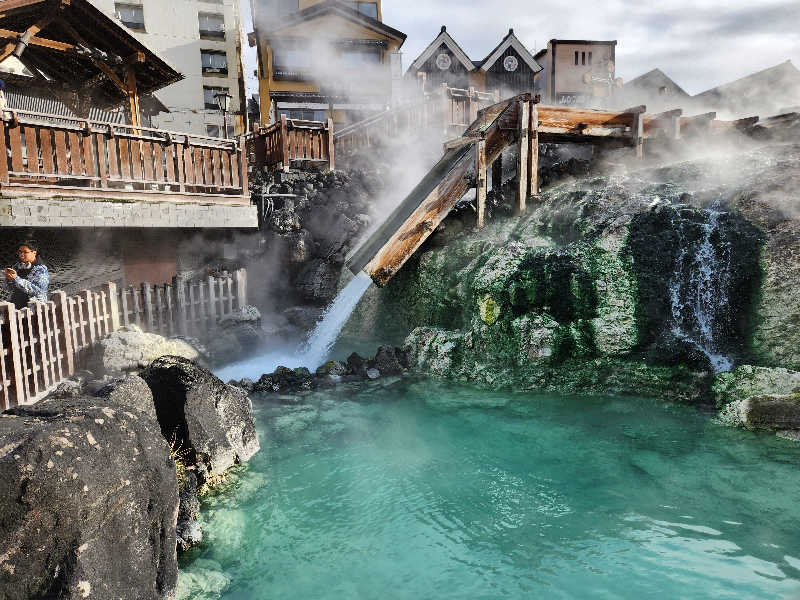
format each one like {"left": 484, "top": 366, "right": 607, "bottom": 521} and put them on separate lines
{"left": 0, "top": 109, "right": 249, "bottom": 202}
{"left": 333, "top": 84, "right": 499, "bottom": 161}
{"left": 250, "top": 115, "right": 334, "bottom": 172}
{"left": 0, "top": 269, "right": 247, "bottom": 410}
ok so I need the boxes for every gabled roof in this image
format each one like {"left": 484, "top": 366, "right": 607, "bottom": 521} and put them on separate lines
{"left": 0, "top": 0, "right": 182, "bottom": 109}
{"left": 693, "top": 60, "right": 800, "bottom": 103}
{"left": 407, "top": 26, "right": 474, "bottom": 73}
{"left": 624, "top": 68, "right": 689, "bottom": 97}
{"left": 477, "top": 29, "right": 542, "bottom": 73}
{"left": 267, "top": 0, "right": 406, "bottom": 44}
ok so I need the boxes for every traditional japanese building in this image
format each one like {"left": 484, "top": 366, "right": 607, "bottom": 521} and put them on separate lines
{"left": 250, "top": 0, "right": 406, "bottom": 125}
{"left": 533, "top": 39, "right": 618, "bottom": 107}
{"left": 620, "top": 68, "right": 691, "bottom": 112}
{"left": 406, "top": 27, "right": 542, "bottom": 99}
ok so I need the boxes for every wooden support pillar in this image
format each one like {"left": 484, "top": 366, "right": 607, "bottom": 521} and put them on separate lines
{"left": 475, "top": 138, "right": 487, "bottom": 229}
{"left": 491, "top": 150, "right": 502, "bottom": 193}
{"left": 280, "top": 113, "right": 289, "bottom": 173}
{"left": 125, "top": 68, "right": 141, "bottom": 129}
{"left": 1, "top": 302, "right": 25, "bottom": 409}
{"left": 631, "top": 111, "right": 644, "bottom": 159}
{"left": 528, "top": 100, "right": 539, "bottom": 197}
{"left": 326, "top": 118, "right": 335, "bottom": 171}
{"left": 515, "top": 99, "right": 530, "bottom": 215}
{"left": 54, "top": 291, "right": 75, "bottom": 378}
{"left": 441, "top": 82, "right": 450, "bottom": 136}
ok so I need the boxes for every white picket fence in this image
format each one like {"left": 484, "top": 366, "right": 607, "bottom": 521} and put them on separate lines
{"left": 0, "top": 269, "right": 247, "bottom": 410}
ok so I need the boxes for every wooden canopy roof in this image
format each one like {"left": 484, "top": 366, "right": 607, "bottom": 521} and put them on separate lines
{"left": 0, "top": 0, "right": 182, "bottom": 110}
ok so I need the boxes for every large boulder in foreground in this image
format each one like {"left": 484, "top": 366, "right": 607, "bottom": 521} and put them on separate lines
{"left": 142, "top": 356, "right": 260, "bottom": 480}
{"left": 719, "top": 393, "right": 800, "bottom": 433}
{"left": 88, "top": 325, "right": 205, "bottom": 376}
{"left": 0, "top": 397, "right": 178, "bottom": 600}
{"left": 712, "top": 365, "right": 800, "bottom": 408}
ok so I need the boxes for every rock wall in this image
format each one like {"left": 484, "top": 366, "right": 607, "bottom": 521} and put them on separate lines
{"left": 346, "top": 143, "right": 800, "bottom": 403}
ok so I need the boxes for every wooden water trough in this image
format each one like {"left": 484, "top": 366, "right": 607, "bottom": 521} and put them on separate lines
{"left": 348, "top": 95, "right": 646, "bottom": 286}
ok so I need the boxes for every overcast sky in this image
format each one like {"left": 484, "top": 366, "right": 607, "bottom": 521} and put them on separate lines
{"left": 243, "top": 0, "right": 800, "bottom": 96}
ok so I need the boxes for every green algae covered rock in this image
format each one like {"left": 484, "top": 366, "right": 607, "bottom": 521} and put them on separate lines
{"left": 718, "top": 393, "right": 800, "bottom": 432}
{"left": 478, "top": 295, "right": 501, "bottom": 325}
{"left": 711, "top": 365, "right": 800, "bottom": 408}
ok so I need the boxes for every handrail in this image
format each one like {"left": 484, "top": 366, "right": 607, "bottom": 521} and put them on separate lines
{"left": 2, "top": 108, "right": 239, "bottom": 150}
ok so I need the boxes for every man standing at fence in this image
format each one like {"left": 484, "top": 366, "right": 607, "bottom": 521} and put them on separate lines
{"left": 4, "top": 241, "right": 49, "bottom": 309}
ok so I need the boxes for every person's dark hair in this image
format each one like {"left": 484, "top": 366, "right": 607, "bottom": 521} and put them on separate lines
{"left": 18, "top": 240, "right": 43, "bottom": 264}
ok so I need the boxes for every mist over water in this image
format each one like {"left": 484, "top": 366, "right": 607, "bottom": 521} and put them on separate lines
{"left": 216, "top": 271, "right": 373, "bottom": 381}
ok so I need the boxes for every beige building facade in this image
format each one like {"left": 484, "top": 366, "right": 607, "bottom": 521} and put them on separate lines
{"left": 534, "top": 39, "right": 618, "bottom": 107}
{"left": 90, "top": 0, "right": 247, "bottom": 137}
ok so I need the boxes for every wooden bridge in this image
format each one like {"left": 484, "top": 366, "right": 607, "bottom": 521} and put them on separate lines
{"left": 347, "top": 93, "right": 800, "bottom": 287}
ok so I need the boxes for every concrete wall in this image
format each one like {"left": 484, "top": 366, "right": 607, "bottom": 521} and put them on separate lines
{"left": 537, "top": 41, "right": 617, "bottom": 107}
{"left": 90, "top": 0, "right": 246, "bottom": 137}
{"left": 0, "top": 197, "right": 257, "bottom": 229}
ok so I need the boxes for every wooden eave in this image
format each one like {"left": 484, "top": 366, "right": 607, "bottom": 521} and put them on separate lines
{"left": 0, "top": 0, "right": 182, "bottom": 109}
{"left": 407, "top": 27, "right": 474, "bottom": 74}
{"left": 266, "top": 0, "right": 406, "bottom": 45}
{"left": 477, "top": 30, "right": 542, "bottom": 73}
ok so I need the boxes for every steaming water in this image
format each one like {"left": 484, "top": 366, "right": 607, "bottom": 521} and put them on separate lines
{"left": 215, "top": 271, "right": 373, "bottom": 382}
{"left": 668, "top": 209, "right": 734, "bottom": 372}
{"left": 177, "top": 380, "right": 800, "bottom": 599}
{"left": 297, "top": 271, "right": 373, "bottom": 369}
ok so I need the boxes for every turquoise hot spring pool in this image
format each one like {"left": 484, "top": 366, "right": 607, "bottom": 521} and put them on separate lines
{"left": 177, "top": 379, "right": 800, "bottom": 599}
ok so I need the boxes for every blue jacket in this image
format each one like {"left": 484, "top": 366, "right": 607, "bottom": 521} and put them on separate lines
{"left": 5, "top": 262, "right": 49, "bottom": 308}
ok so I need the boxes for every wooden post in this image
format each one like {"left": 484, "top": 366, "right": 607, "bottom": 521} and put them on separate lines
{"left": 475, "top": 139, "right": 487, "bottom": 229}
{"left": 280, "top": 114, "right": 290, "bottom": 173}
{"left": 125, "top": 68, "right": 142, "bottom": 129}
{"left": 491, "top": 151, "right": 502, "bottom": 194}
{"left": 468, "top": 87, "right": 476, "bottom": 123}
{"left": 173, "top": 276, "right": 188, "bottom": 336}
{"left": 235, "top": 269, "right": 247, "bottom": 309}
{"left": 142, "top": 283, "right": 154, "bottom": 332}
{"left": 0, "top": 302, "right": 25, "bottom": 408}
{"left": 54, "top": 291, "right": 75, "bottom": 377}
{"left": 326, "top": 118, "right": 335, "bottom": 171}
{"left": 441, "top": 82, "right": 450, "bottom": 136}
{"left": 82, "top": 290, "right": 96, "bottom": 343}
{"left": 105, "top": 282, "right": 121, "bottom": 332}
{"left": 515, "top": 99, "right": 530, "bottom": 215}
{"left": 528, "top": 100, "right": 539, "bottom": 197}
{"left": 0, "top": 119, "right": 8, "bottom": 184}
{"left": 631, "top": 111, "right": 644, "bottom": 159}
{"left": 207, "top": 275, "right": 217, "bottom": 321}
{"left": 238, "top": 136, "right": 249, "bottom": 193}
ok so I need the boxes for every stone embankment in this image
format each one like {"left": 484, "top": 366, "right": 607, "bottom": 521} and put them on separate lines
{"left": 0, "top": 348, "right": 260, "bottom": 598}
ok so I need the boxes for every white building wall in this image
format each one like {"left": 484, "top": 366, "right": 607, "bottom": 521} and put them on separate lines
{"left": 90, "top": 0, "right": 246, "bottom": 137}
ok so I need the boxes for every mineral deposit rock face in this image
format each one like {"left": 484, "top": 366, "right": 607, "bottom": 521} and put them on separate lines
{"left": 0, "top": 397, "right": 179, "bottom": 600}
{"left": 142, "top": 356, "right": 260, "bottom": 479}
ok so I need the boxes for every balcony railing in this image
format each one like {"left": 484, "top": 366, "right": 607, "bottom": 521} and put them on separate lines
{"left": 0, "top": 109, "right": 249, "bottom": 203}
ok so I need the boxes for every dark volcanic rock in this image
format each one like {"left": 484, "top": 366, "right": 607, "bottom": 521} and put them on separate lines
{"left": 347, "top": 352, "right": 368, "bottom": 378}
{"left": 0, "top": 397, "right": 178, "bottom": 600}
{"left": 371, "top": 345, "right": 407, "bottom": 376}
{"left": 91, "top": 373, "right": 156, "bottom": 418}
{"left": 315, "top": 360, "right": 349, "bottom": 377}
{"left": 295, "top": 259, "right": 340, "bottom": 304}
{"left": 283, "top": 305, "right": 323, "bottom": 330}
{"left": 141, "top": 356, "right": 260, "bottom": 480}
{"left": 176, "top": 470, "right": 202, "bottom": 552}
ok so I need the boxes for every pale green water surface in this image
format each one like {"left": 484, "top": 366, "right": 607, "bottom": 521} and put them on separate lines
{"left": 178, "top": 379, "right": 800, "bottom": 599}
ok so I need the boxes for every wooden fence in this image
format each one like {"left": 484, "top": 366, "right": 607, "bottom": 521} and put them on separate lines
{"left": 0, "top": 269, "right": 247, "bottom": 410}
{"left": 0, "top": 109, "right": 249, "bottom": 201}
{"left": 250, "top": 115, "right": 334, "bottom": 172}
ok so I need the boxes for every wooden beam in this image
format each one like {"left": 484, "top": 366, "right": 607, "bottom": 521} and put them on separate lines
{"left": 475, "top": 138, "right": 486, "bottom": 229}
{"left": 0, "top": 0, "right": 48, "bottom": 12}
{"left": 0, "top": 28, "right": 74, "bottom": 52}
{"left": 528, "top": 100, "right": 539, "bottom": 197}
{"left": 712, "top": 116, "right": 759, "bottom": 133}
{"left": 0, "top": 41, "right": 16, "bottom": 63}
{"left": 537, "top": 106, "right": 638, "bottom": 138}
{"left": 680, "top": 112, "right": 716, "bottom": 136}
{"left": 515, "top": 99, "right": 530, "bottom": 215}
{"left": 125, "top": 67, "right": 141, "bottom": 128}
{"left": 631, "top": 110, "right": 644, "bottom": 159}
{"left": 443, "top": 136, "right": 479, "bottom": 151}
{"left": 643, "top": 108, "right": 683, "bottom": 140}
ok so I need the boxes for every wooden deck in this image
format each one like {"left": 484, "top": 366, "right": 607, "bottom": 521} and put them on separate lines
{"left": 0, "top": 109, "right": 250, "bottom": 205}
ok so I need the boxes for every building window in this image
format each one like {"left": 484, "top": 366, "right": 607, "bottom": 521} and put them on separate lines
{"left": 199, "top": 13, "right": 225, "bottom": 40}
{"left": 115, "top": 3, "right": 145, "bottom": 31}
{"left": 278, "top": 108, "right": 327, "bottom": 121}
{"left": 581, "top": 52, "right": 586, "bottom": 66}
{"left": 588, "top": 51, "right": 592, "bottom": 65}
{"left": 272, "top": 47, "right": 310, "bottom": 69}
{"left": 201, "top": 50, "right": 228, "bottom": 74}
{"left": 203, "top": 86, "right": 229, "bottom": 110}
{"left": 574, "top": 51, "right": 579, "bottom": 66}
{"left": 350, "top": 2, "right": 378, "bottom": 18}
{"left": 341, "top": 48, "right": 381, "bottom": 67}
{"left": 206, "top": 124, "right": 234, "bottom": 138}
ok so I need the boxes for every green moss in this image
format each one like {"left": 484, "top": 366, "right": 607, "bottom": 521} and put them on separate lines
{"left": 478, "top": 295, "right": 501, "bottom": 325}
